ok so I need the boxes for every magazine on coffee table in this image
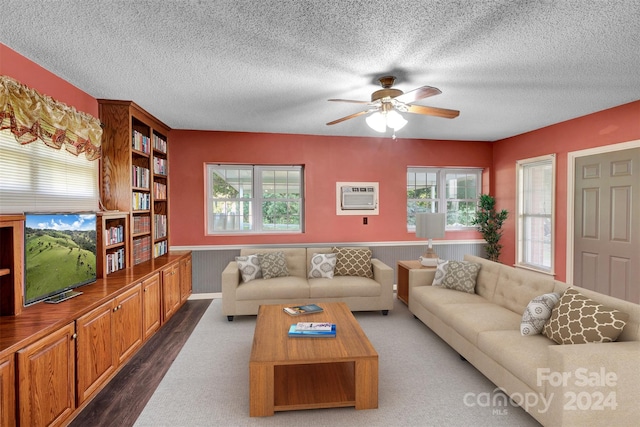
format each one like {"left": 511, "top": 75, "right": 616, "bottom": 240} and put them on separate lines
{"left": 283, "top": 303, "right": 324, "bottom": 316}
{"left": 288, "top": 323, "right": 336, "bottom": 338}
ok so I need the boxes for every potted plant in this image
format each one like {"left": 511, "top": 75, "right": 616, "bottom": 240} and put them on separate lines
{"left": 471, "top": 194, "right": 508, "bottom": 262}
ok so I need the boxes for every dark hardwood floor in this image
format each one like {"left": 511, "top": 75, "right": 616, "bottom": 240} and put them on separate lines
{"left": 69, "top": 299, "right": 212, "bottom": 427}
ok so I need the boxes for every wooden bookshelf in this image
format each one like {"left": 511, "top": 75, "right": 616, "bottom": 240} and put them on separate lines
{"left": 0, "top": 215, "right": 24, "bottom": 316}
{"left": 98, "top": 100, "right": 170, "bottom": 267}
{"left": 97, "top": 212, "right": 129, "bottom": 277}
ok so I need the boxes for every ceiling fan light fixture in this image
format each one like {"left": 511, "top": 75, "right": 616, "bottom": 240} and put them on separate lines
{"left": 386, "top": 109, "right": 408, "bottom": 130}
{"left": 365, "top": 111, "right": 387, "bottom": 133}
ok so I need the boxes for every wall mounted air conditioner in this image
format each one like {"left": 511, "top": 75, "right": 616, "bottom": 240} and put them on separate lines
{"left": 341, "top": 186, "right": 377, "bottom": 210}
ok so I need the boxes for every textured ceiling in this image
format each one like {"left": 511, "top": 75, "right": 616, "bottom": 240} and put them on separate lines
{"left": 2, "top": 0, "right": 639, "bottom": 141}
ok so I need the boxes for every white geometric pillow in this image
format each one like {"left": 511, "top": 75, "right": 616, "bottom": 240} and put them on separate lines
{"left": 235, "top": 254, "right": 262, "bottom": 283}
{"left": 432, "top": 259, "right": 449, "bottom": 286}
{"left": 520, "top": 292, "right": 561, "bottom": 336}
{"left": 308, "top": 253, "right": 337, "bottom": 278}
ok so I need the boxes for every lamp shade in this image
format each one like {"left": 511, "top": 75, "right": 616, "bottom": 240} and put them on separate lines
{"left": 415, "top": 213, "right": 446, "bottom": 239}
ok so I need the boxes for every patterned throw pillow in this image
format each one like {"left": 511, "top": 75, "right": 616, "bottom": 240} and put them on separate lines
{"left": 432, "top": 259, "right": 449, "bottom": 286}
{"left": 440, "top": 261, "right": 481, "bottom": 293}
{"left": 308, "top": 253, "right": 337, "bottom": 279}
{"left": 258, "top": 251, "right": 289, "bottom": 279}
{"left": 542, "top": 288, "right": 629, "bottom": 344}
{"left": 235, "top": 254, "right": 262, "bottom": 283}
{"left": 332, "top": 247, "right": 373, "bottom": 278}
{"left": 520, "top": 292, "right": 561, "bottom": 336}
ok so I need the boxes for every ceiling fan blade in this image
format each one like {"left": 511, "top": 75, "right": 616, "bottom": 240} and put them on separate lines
{"left": 406, "top": 104, "right": 460, "bottom": 119}
{"left": 326, "top": 109, "right": 371, "bottom": 125}
{"left": 328, "top": 98, "right": 371, "bottom": 104}
{"left": 394, "top": 86, "right": 442, "bottom": 104}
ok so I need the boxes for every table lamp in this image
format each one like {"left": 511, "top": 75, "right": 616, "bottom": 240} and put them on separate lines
{"left": 415, "top": 212, "right": 446, "bottom": 267}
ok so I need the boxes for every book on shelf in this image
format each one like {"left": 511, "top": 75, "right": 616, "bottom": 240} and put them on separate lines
{"left": 283, "top": 303, "right": 324, "bottom": 316}
{"left": 288, "top": 323, "right": 336, "bottom": 338}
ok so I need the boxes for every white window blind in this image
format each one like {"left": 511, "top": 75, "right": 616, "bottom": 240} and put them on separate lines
{"left": 0, "top": 129, "right": 99, "bottom": 214}
{"left": 516, "top": 154, "right": 555, "bottom": 274}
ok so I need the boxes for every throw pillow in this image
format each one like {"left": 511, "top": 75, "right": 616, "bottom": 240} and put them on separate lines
{"left": 520, "top": 292, "right": 561, "bottom": 336}
{"left": 440, "top": 261, "right": 481, "bottom": 293}
{"left": 332, "top": 247, "right": 373, "bottom": 278}
{"left": 542, "top": 288, "right": 629, "bottom": 344}
{"left": 308, "top": 253, "right": 337, "bottom": 279}
{"left": 258, "top": 251, "right": 289, "bottom": 279}
{"left": 235, "top": 254, "right": 262, "bottom": 283}
{"left": 432, "top": 259, "right": 449, "bottom": 286}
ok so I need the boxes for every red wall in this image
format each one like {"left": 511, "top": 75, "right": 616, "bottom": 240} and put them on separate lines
{"left": 1, "top": 43, "right": 98, "bottom": 116}
{"left": 168, "top": 130, "right": 490, "bottom": 246}
{"left": 492, "top": 100, "right": 640, "bottom": 281}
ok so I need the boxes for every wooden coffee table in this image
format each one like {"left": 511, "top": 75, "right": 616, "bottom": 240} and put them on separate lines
{"left": 249, "top": 302, "right": 378, "bottom": 416}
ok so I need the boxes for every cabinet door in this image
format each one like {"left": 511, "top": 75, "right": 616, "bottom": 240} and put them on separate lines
{"left": 162, "top": 263, "right": 180, "bottom": 322}
{"left": 142, "top": 273, "right": 161, "bottom": 339}
{"left": 76, "top": 300, "right": 116, "bottom": 405}
{"left": 18, "top": 322, "right": 76, "bottom": 427}
{"left": 180, "top": 255, "right": 192, "bottom": 303}
{"left": 0, "top": 353, "right": 15, "bottom": 427}
{"left": 114, "top": 284, "right": 143, "bottom": 365}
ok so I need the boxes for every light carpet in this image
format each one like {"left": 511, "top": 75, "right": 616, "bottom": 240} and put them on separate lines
{"left": 134, "top": 297, "right": 541, "bottom": 427}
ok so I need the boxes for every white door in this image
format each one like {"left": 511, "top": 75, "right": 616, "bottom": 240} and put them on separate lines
{"left": 574, "top": 148, "right": 639, "bottom": 303}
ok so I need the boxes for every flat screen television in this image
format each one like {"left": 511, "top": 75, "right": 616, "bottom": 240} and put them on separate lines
{"left": 24, "top": 212, "right": 97, "bottom": 305}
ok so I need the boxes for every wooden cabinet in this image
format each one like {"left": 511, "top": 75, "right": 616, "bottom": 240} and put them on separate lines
{"left": 0, "top": 353, "right": 15, "bottom": 427}
{"left": 0, "top": 215, "right": 24, "bottom": 316}
{"left": 113, "top": 284, "right": 143, "bottom": 365}
{"left": 76, "top": 301, "right": 116, "bottom": 405}
{"left": 17, "top": 322, "right": 76, "bottom": 427}
{"left": 142, "top": 273, "right": 162, "bottom": 339}
{"left": 98, "top": 100, "right": 171, "bottom": 267}
{"left": 180, "top": 254, "right": 192, "bottom": 303}
{"left": 97, "top": 212, "right": 129, "bottom": 277}
{"left": 76, "top": 284, "right": 142, "bottom": 405}
{"left": 161, "top": 262, "right": 181, "bottom": 322}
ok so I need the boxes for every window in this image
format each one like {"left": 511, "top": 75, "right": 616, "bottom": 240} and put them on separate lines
{"left": 206, "top": 164, "right": 303, "bottom": 234}
{"left": 0, "top": 129, "right": 99, "bottom": 214}
{"left": 516, "top": 155, "right": 555, "bottom": 274}
{"left": 407, "top": 168, "right": 482, "bottom": 230}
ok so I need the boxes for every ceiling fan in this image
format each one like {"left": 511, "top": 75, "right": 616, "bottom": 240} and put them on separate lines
{"left": 326, "top": 76, "right": 460, "bottom": 133}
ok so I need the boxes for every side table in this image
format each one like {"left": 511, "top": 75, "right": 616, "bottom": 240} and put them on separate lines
{"left": 396, "top": 260, "right": 436, "bottom": 306}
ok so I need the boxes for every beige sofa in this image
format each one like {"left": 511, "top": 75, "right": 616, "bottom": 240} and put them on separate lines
{"left": 222, "top": 247, "right": 394, "bottom": 321}
{"left": 409, "top": 254, "right": 640, "bottom": 427}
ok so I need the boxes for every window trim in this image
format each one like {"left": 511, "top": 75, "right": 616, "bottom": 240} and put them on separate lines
{"left": 205, "top": 164, "right": 304, "bottom": 235}
{"left": 516, "top": 154, "right": 556, "bottom": 275}
{"left": 407, "top": 167, "right": 482, "bottom": 232}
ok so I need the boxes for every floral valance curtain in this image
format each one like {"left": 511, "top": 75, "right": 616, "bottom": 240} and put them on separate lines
{"left": 0, "top": 75, "right": 102, "bottom": 160}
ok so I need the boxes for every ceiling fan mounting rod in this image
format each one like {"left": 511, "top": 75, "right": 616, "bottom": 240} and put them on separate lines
{"left": 371, "top": 75, "right": 403, "bottom": 101}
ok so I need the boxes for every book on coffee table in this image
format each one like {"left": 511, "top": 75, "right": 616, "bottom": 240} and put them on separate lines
{"left": 283, "top": 303, "right": 324, "bottom": 316}
{"left": 288, "top": 323, "right": 336, "bottom": 338}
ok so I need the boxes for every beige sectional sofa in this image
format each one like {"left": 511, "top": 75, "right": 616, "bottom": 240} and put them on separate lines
{"left": 409, "top": 254, "right": 640, "bottom": 427}
{"left": 222, "top": 247, "right": 394, "bottom": 321}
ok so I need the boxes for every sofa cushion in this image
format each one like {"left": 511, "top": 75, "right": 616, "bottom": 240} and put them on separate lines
{"left": 440, "top": 261, "right": 481, "bottom": 293}
{"left": 236, "top": 276, "right": 309, "bottom": 300}
{"left": 308, "top": 253, "right": 336, "bottom": 278}
{"left": 332, "top": 247, "right": 373, "bottom": 278}
{"left": 309, "top": 276, "right": 381, "bottom": 298}
{"left": 543, "top": 288, "right": 629, "bottom": 344}
{"left": 478, "top": 330, "right": 554, "bottom": 393}
{"left": 520, "top": 292, "right": 561, "bottom": 336}
{"left": 464, "top": 255, "right": 501, "bottom": 301}
{"left": 411, "top": 286, "right": 487, "bottom": 319}
{"left": 492, "top": 267, "right": 556, "bottom": 315}
{"left": 439, "top": 302, "right": 523, "bottom": 345}
{"left": 258, "top": 251, "right": 290, "bottom": 279}
{"left": 235, "top": 254, "right": 262, "bottom": 283}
